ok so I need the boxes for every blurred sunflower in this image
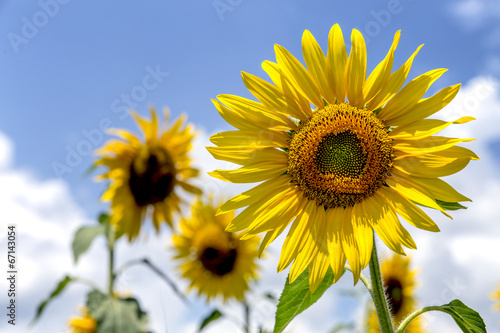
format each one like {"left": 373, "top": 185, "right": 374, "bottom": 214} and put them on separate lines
{"left": 68, "top": 307, "right": 96, "bottom": 333}
{"left": 208, "top": 23, "right": 477, "bottom": 291}
{"left": 95, "top": 107, "right": 201, "bottom": 240}
{"left": 366, "top": 255, "right": 423, "bottom": 332}
{"left": 491, "top": 285, "right": 500, "bottom": 312}
{"left": 173, "top": 197, "right": 260, "bottom": 301}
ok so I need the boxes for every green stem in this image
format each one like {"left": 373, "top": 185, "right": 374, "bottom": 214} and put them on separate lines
{"left": 396, "top": 306, "right": 442, "bottom": 333}
{"left": 243, "top": 301, "right": 250, "bottom": 333}
{"left": 368, "top": 235, "right": 395, "bottom": 333}
{"left": 107, "top": 230, "right": 115, "bottom": 295}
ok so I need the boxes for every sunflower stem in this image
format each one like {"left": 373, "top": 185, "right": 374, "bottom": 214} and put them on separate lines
{"left": 396, "top": 306, "right": 441, "bottom": 333}
{"left": 369, "top": 235, "right": 395, "bottom": 333}
{"left": 243, "top": 301, "right": 250, "bottom": 333}
{"left": 107, "top": 227, "right": 116, "bottom": 295}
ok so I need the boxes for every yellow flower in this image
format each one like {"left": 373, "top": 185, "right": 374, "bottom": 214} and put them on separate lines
{"left": 173, "top": 197, "right": 260, "bottom": 302}
{"left": 95, "top": 107, "right": 201, "bottom": 240}
{"left": 367, "top": 255, "right": 423, "bottom": 333}
{"left": 68, "top": 307, "right": 96, "bottom": 333}
{"left": 491, "top": 285, "right": 500, "bottom": 312}
{"left": 208, "top": 24, "right": 477, "bottom": 291}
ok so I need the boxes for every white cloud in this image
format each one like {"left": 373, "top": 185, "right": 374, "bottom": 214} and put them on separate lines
{"left": 449, "top": 0, "right": 500, "bottom": 30}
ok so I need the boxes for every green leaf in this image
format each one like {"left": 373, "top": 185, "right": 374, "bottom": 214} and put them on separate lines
{"left": 436, "top": 200, "right": 467, "bottom": 211}
{"left": 72, "top": 225, "right": 105, "bottom": 263}
{"left": 98, "top": 213, "right": 110, "bottom": 225}
{"left": 31, "top": 276, "right": 74, "bottom": 325}
{"left": 87, "top": 291, "right": 148, "bottom": 333}
{"left": 199, "top": 309, "right": 223, "bottom": 331}
{"left": 274, "top": 267, "right": 341, "bottom": 333}
{"left": 86, "top": 290, "right": 109, "bottom": 318}
{"left": 434, "top": 300, "right": 486, "bottom": 333}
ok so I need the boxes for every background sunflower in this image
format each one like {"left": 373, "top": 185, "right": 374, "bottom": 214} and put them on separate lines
{"left": 366, "top": 254, "right": 424, "bottom": 333}
{"left": 173, "top": 197, "right": 260, "bottom": 302}
{"left": 68, "top": 307, "right": 96, "bottom": 333}
{"left": 95, "top": 107, "right": 201, "bottom": 240}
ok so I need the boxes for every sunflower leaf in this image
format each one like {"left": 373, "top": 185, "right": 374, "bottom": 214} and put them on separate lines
{"left": 30, "top": 275, "right": 74, "bottom": 325}
{"left": 436, "top": 200, "right": 467, "bottom": 211}
{"left": 273, "top": 267, "right": 337, "bottom": 333}
{"left": 72, "top": 224, "right": 106, "bottom": 263}
{"left": 424, "top": 300, "right": 486, "bottom": 333}
{"left": 87, "top": 291, "right": 149, "bottom": 333}
{"left": 199, "top": 309, "right": 223, "bottom": 331}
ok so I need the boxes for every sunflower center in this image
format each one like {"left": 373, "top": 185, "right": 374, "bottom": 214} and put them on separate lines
{"left": 129, "top": 147, "right": 175, "bottom": 207}
{"left": 315, "top": 132, "right": 367, "bottom": 178}
{"left": 288, "top": 103, "right": 393, "bottom": 208}
{"left": 385, "top": 278, "right": 404, "bottom": 315}
{"left": 200, "top": 247, "right": 237, "bottom": 276}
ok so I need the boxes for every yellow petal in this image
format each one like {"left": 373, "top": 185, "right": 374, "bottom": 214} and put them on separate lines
{"left": 340, "top": 206, "right": 362, "bottom": 284}
{"left": 393, "top": 136, "right": 475, "bottom": 155}
{"left": 379, "top": 68, "right": 448, "bottom": 125}
{"left": 369, "top": 44, "right": 423, "bottom": 110}
{"left": 325, "top": 207, "right": 347, "bottom": 283}
{"left": 353, "top": 202, "right": 374, "bottom": 269}
{"left": 209, "top": 157, "right": 287, "bottom": 183}
{"left": 274, "top": 44, "right": 324, "bottom": 108}
{"left": 278, "top": 200, "right": 317, "bottom": 272}
{"left": 390, "top": 116, "right": 474, "bottom": 140}
{"left": 302, "top": 30, "right": 335, "bottom": 103}
{"left": 378, "top": 186, "right": 440, "bottom": 232}
{"left": 217, "top": 94, "right": 296, "bottom": 131}
{"left": 364, "top": 195, "right": 403, "bottom": 254}
{"left": 402, "top": 175, "right": 471, "bottom": 202}
{"left": 388, "top": 84, "right": 461, "bottom": 125}
{"left": 209, "top": 129, "right": 290, "bottom": 148}
{"left": 363, "top": 30, "right": 400, "bottom": 104}
{"left": 218, "top": 176, "right": 292, "bottom": 215}
{"left": 393, "top": 152, "right": 474, "bottom": 178}
{"left": 262, "top": 60, "right": 311, "bottom": 119}
{"left": 289, "top": 234, "right": 318, "bottom": 284}
{"left": 386, "top": 170, "right": 451, "bottom": 217}
{"left": 309, "top": 248, "right": 329, "bottom": 293}
{"left": 344, "top": 29, "right": 367, "bottom": 107}
{"left": 327, "top": 24, "right": 348, "bottom": 102}
{"left": 259, "top": 224, "right": 287, "bottom": 257}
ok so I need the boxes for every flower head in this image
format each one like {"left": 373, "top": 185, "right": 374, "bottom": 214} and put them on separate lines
{"left": 68, "top": 307, "right": 96, "bottom": 333}
{"left": 173, "top": 197, "right": 260, "bottom": 302}
{"left": 95, "top": 107, "right": 201, "bottom": 240}
{"left": 491, "top": 285, "right": 500, "bottom": 312}
{"left": 208, "top": 24, "right": 477, "bottom": 291}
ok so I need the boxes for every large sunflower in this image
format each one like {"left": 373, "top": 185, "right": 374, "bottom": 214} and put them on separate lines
{"left": 173, "top": 197, "right": 260, "bottom": 302}
{"left": 95, "top": 107, "right": 201, "bottom": 240}
{"left": 68, "top": 307, "right": 96, "bottom": 333}
{"left": 366, "top": 255, "right": 423, "bottom": 333}
{"left": 208, "top": 24, "right": 477, "bottom": 291}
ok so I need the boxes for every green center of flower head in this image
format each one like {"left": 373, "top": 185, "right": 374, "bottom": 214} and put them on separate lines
{"left": 315, "top": 132, "right": 367, "bottom": 178}
{"left": 200, "top": 246, "right": 237, "bottom": 276}
{"left": 385, "top": 278, "right": 404, "bottom": 315}
{"left": 288, "top": 103, "right": 393, "bottom": 208}
{"left": 129, "top": 146, "right": 175, "bottom": 207}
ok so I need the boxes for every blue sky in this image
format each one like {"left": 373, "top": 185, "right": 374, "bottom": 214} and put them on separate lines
{"left": 1, "top": 0, "right": 500, "bottom": 332}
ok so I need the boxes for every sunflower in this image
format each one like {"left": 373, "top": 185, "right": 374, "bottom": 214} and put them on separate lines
{"left": 68, "top": 307, "right": 96, "bottom": 333}
{"left": 491, "top": 285, "right": 500, "bottom": 312}
{"left": 208, "top": 24, "right": 477, "bottom": 291}
{"left": 95, "top": 107, "right": 201, "bottom": 240}
{"left": 173, "top": 197, "right": 260, "bottom": 301}
{"left": 366, "top": 255, "right": 423, "bottom": 333}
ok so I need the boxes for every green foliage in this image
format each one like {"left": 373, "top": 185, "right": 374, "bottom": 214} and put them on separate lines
{"left": 274, "top": 267, "right": 343, "bottom": 333}
{"left": 31, "top": 276, "right": 74, "bottom": 325}
{"left": 87, "top": 290, "right": 148, "bottom": 333}
{"left": 72, "top": 225, "right": 106, "bottom": 263}
{"left": 199, "top": 309, "right": 223, "bottom": 331}
{"left": 434, "top": 300, "right": 486, "bottom": 333}
{"left": 436, "top": 200, "right": 467, "bottom": 211}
